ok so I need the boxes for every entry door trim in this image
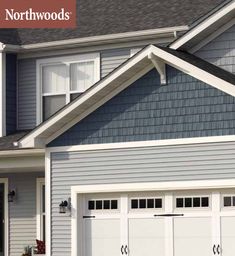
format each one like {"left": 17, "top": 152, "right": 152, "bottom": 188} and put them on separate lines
{"left": 71, "top": 178, "right": 235, "bottom": 256}
{"left": 0, "top": 179, "right": 8, "bottom": 256}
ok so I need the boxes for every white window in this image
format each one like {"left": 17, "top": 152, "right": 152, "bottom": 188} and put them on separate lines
{"left": 37, "top": 178, "right": 45, "bottom": 241}
{"left": 37, "top": 53, "right": 100, "bottom": 123}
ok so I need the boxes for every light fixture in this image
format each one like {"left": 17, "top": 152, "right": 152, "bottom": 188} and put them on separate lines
{"left": 59, "top": 198, "right": 71, "bottom": 214}
{"left": 8, "top": 190, "right": 16, "bottom": 202}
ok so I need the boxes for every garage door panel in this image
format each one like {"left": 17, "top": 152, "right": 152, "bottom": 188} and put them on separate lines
{"left": 129, "top": 218, "right": 165, "bottom": 256}
{"left": 84, "top": 219, "right": 120, "bottom": 256}
{"left": 174, "top": 217, "right": 212, "bottom": 256}
{"left": 221, "top": 217, "right": 235, "bottom": 256}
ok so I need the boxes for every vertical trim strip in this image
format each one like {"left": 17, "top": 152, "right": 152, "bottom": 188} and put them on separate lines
{"left": 0, "top": 48, "right": 6, "bottom": 137}
{"left": 45, "top": 150, "right": 51, "bottom": 256}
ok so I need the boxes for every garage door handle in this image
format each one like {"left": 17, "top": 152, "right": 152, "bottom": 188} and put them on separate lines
{"left": 121, "top": 245, "right": 124, "bottom": 255}
{"left": 213, "top": 245, "right": 216, "bottom": 255}
{"left": 124, "top": 245, "right": 128, "bottom": 255}
{"left": 154, "top": 214, "right": 184, "bottom": 217}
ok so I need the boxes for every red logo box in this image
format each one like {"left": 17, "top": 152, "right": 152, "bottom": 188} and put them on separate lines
{"left": 0, "top": 0, "right": 76, "bottom": 28}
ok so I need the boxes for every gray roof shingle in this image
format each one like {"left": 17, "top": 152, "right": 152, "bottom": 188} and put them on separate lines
{"left": 0, "top": 131, "right": 30, "bottom": 151}
{"left": 0, "top": 0, "right": 227, "bottom": 45}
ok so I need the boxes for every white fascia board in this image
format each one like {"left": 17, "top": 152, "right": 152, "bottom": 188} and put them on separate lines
{"left": 18, "top": 44, "right": 235, "bottom": 149}
{"left": 6, "top": 26, "right": 188, "bottom": 53}
{"left": 0, "top": 46, "right": 6, "bottom": 137}
{"left": 0, "top": 149, "right": 45, "bottom": 157}
{"left": 170, "top": 1, "right": 235, "bottom": 50}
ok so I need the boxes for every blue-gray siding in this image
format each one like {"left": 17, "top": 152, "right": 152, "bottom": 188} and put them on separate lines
{"left": 6, "top": 54, "right": 17, "bottom": 135}
{"left": 0, "top": 172, "right": 44, "bottom": 256}
{"left": 51, "top": 141, "right": 235, "bottom": 256}
{"left": 17, "top": 58, "right": 37, "bottom": 130}
{"left": 17, "top": 48, "right": 131, "bottom": 130}
{"left": 196, "top": 24, "right": 235, "bottom": 73}
{"left": 49, "top": 66, "right": 235, "bottom": 147}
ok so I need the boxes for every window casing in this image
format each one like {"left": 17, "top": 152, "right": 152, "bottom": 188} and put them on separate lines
{"left": 36, "top": 53, "right": 100, "bottom": 123}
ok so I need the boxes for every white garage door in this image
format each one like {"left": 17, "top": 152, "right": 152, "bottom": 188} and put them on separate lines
{"left": 80, "top": 191, "right": 235, "bottom": 256}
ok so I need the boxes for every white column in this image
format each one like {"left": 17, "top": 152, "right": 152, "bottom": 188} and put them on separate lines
{"left": 0, "top": 43, "right": 6, "bottom": 137}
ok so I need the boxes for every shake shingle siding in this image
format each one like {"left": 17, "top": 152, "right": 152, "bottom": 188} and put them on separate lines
{"left": 49, "top": 66, "right": 235, "bottom": 147}
{"left": 6, "top": 54, "right": 17, "bottom": 135}
{"left": 196, "top": 25, "right": 235, "bottom": 73}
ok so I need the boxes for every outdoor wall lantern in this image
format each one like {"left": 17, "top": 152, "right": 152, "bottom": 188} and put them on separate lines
{"left": 59, "top": 198, "right": 71, "bottom": 214}
{"left": 8, "top": 190, "right": 16, "bottom": 202}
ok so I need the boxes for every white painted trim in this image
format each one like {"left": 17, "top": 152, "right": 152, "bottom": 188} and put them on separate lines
{"left": 190, "top": 18, "right": 235, "bottom": 53}
{"left": 19, "top": 44, "right": 235, "bottom": 148}
{"left": 0, "top": 149, "right": 44, "bottom": 157}
{"left": 0, "top": 48, "right": 6, "bottom": 137}
{"left": 36, "top": 178, "right": 45, "bottom": 240}
{"left": 36, "top": 52, "right": 100, "bottom": 125}
{"left": 47, "top": 134, "right": 235, "bottom": 153}
{"left": 170, "top": 1, "right": 235, "bottom": 49}
{"left": 0, "top": 178, "right": 9, "bottom": 256}
{"left": 6, "top": 26, "right": 188, "bottom": 53}
{"left": 45, "top": 150, "right": 51, "bottom": 256}
{"left": 71, "top": 179, "right": 235, "bottom": 256}
{"left": 18, "top": 37, "right": 171, "bottom": 60}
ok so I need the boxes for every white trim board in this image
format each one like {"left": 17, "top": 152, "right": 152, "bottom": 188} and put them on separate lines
{"left": 47, "top": 134, "right": 235, "bottom": 153}
{"left": 36, "top": 178, "right": 45, "bottom": 241}
{"left": 170, "top": 1, "right": 235, "bottom": 50}
{"left": 18, "top": 44, "right": 235, "bottom": 148}
{"left": 70, "top": 179, "right": 235, "bottom": 256}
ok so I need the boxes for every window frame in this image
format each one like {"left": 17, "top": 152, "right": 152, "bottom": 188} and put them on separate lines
{"left": 36, "top": 178, "right": 45, "bottom": 241}
{"left": 36, "top": 53, "right": 100, "bottom": 124}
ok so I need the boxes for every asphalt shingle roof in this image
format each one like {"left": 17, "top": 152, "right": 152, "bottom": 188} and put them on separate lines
{"left": 0, "top": 0, "right": 227, "bottom": 45}
{"left": 0, "top": 131, "right": 30, "bottom": 151}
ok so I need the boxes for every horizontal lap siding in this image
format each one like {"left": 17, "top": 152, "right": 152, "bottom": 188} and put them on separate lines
{"left": 17, "top": 59, "right": 37, "bottom": 130}
{"left": 101, "top": 48, "right": 130, "bottom": 77}
{"left": 196, "top": 25, "right": 235, "bottom": 73}
{"left": 51, "top": 141, "right": 235, "bottom": 256}
{"left": 0, "top": 172, "right": 44, "bottom": 256}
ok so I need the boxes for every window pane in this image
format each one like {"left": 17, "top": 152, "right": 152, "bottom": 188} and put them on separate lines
{"left": 96, "top": 200, "right": 102, "bottom": 210}
{"left": 42, "top": 64, "right": 67, "bottom": 94}
{"left": 103, "top": 200, "right": 110, "bottom": 209}
{"left": 201, "top": 197, "right": 209, "bottom": 207}
{"left": 193, "top": 197, "right": 200, "bottom": 207}
{"left": 131, "top": 199, "right": 138, "bottom": 209}
{"left": 224, "top": 197, "right": 232, "bottom": 207}
{"left": 176, "top": 198, "right": 183, "bottom": 208}
{"left": 43, "top": 95, "right": 66, "bottom": 120}
{"left": 147, "top": 199, "right": 154, "bottom": 208}
{"left": 111, "top": 200, "right": 118, "bottom": 209}
{"left": 185, "top": 198, "right": 192, "bottom": 208}
{"left": 88, "top": 201, "right": 95, "bottom": 210}
{"left": 139, "top": 199, "right": 146, "bottom": 209}
{"left": 70, "top": 61, "right": 95, "bottom": 93}
{"left": 155, "top": 199, "right": 162, "bottom": 208}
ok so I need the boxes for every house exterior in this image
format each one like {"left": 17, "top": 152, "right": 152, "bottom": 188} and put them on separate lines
{"left": 1, "top": 0, "right": 235, "bottom": 255}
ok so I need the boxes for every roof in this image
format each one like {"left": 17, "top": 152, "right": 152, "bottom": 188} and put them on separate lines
{"left": 159, "top": 47, "right": 235, "bottom": 85}
{"left": 0, "top": 131, "right": 29, "bottom": 151}
{"left": 0, "top": 0, "right": 225, "bottom": 45}
{"left": 169, "top": 0, "right": 235, "bottom": 50}
{"left": 17, "top": 44, "right": 235, "bottom": 149}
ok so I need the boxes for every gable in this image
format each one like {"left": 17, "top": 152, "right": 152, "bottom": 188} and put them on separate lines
{"left": 196, "top": 24, "right": 235, "bottom": 74}
{"left": 48, "top": 65, "right": 235, "bottom": 147}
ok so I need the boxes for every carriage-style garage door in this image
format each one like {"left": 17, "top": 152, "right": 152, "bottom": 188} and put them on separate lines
{"left": 79, "top": 190, "right": 235, "bottom": 256}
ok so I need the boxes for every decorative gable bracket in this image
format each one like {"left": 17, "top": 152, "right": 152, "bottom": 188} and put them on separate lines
{"left": 148, "top": 52, "right": 166, "bottom": 85}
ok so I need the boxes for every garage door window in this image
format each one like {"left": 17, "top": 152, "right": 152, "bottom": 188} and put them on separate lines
{"left": 88, "top": 199, "right": 118, "bottom": 211}
{"left": 223, "top": 196, "right": 235, "bottom": 207}
{"left": 130, "top": 197, "right": 163, "bottom": 210}
{"left": 176, "top": 196, "right": 209, "bottom": 208}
